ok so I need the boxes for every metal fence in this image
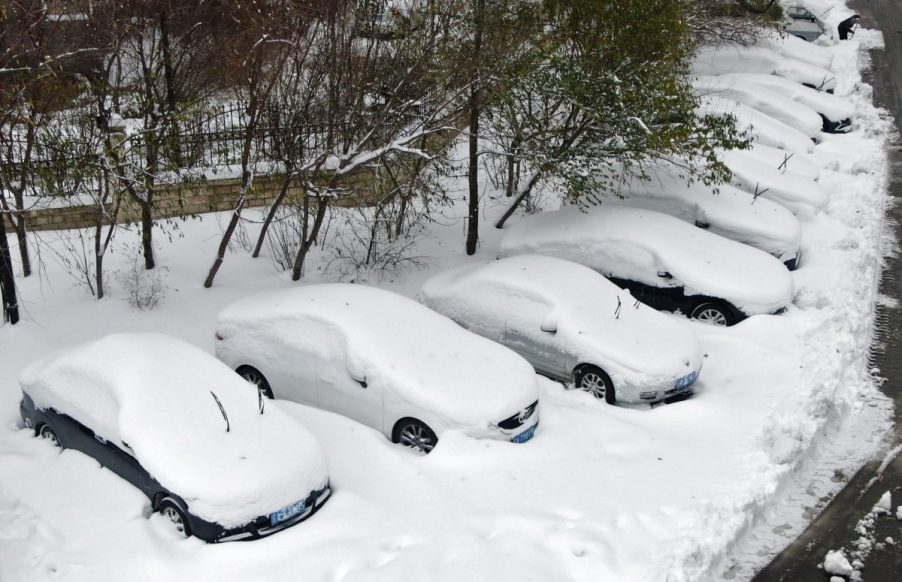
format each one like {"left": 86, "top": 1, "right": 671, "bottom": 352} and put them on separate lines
{"left": 2, "top": 99, "right": 427, "bottom": 178}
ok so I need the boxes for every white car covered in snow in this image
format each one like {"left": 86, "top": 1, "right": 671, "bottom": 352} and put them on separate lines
{"left": 216, "top": 284, "right": 540, "bottom": 454}
{"left": 18, "top": 333, "right": 331, "bottom": 542}
{"left": 757, "top": 28, "right": 834, "bottom": 70}
{"left": 420, "top": 255, "right": 703, "bottom": 405}
{"left": 732, "top": 142, "right": 821, "bottom": 181}
{"left": 698, "top": 95, "right": 815, "bottom": 155}
{"left": 499, "top": 207, "right": 794, "bottom": 326}
{"left": 721, "top": 149, "right": 829, "bottom": 218}
{"left": 692, "top": 44, "right": 837, "bottom": 93}
{"left": 709, "top": 73, "right": 853, "bottom": 133}
{"left": 693, "top": 75, "right": 824, "bottom": 140}
{"left": 602, "top": 164, "right": 802, "bottom": 268}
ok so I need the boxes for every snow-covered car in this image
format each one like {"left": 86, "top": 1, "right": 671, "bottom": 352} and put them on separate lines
{"left": 711, "top": 73, "right": 853, "bottom": 133}
{"left": 783, "top": 6, "right": 825, "bottom": 42}
{"left": 757, "top": 29, "right": 834, "bottom": 70}
{"left": 498, "top": 207, "right": 794, "bottom": 326}
{"left": 698, "top": 95, "right": 815, "bottom": 155}
{"left": 215, "top": 284, "right": 540, "bottom": 454}
{"left": 603, "top": 163, "right": 803, "bottom": 268}
{"left": 693, "top": 75, "right": 823, "bottom": 140}
{"left": 692, "top": 44, "right": 836, "bottom": 93}
{"left": 18, "top": 333, "right": 331, "bottom": 543}
{"left": 721, "top": 149, "right": 829, "bottom": 218}
{"left": 420, "top": 255, "right": 703, "bottom": 405}
{"left": 731, "top": 142, "right": 821, "bottom": 180}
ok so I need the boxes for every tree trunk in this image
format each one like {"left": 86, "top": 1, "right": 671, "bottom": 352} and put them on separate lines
{"left": 204, "top": 196, "right": 247, "bottom": 288}
{"left": 0, "top": 214, "right": 19, "bottom": 324}
{"left": 465, "top": 0, "right": 484, "bottom": 256}
{"left": 252, "top": 171, "right": 294, "bottom": 258}
{"left": 495, "top": 171, "right": 543, "bottom": 229}
{"left": 140, "top": 201, "right": 155, "bottom": 270}
{"left": 95, "top": 212, "right": 105, "bottom": 299}
{"left": 13, "top": 217, "right": 29, "bottom": 277}
{"left": 291, "top": 196, "right": 329, "bottom": 281}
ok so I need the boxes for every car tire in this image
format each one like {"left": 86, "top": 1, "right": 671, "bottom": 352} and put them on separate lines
{"left": 237, "top": 366, "right": 274, "bottom": 399}
{"left": 574, "top": 365, "right": 616, "bottom": 404}
{"left": 392, "top": 418, "right": 438, "bottom": 454}
{"left": 38, "top": 424, "right": 61, "bottom": 448}
{"left": 158, "top": 496, "right": 191, "bottom": 538}
{"left": 689, "top": 301, "right": 734, "bottom": 326}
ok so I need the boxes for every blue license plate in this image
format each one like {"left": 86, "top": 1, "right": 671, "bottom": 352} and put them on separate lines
{"left": 674, "top": 370, "right": 698, "bottom": 390}
{"left": 511, "top": 423, "right": 537, "bottom": 444}
{"left": 270, "top": 499, "right": 306, "bottom": 526}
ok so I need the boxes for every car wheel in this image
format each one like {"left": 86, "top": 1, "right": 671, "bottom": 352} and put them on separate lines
{"left": 158, "top": 497, "right": 191, "bottom": 538}
{"left": 690, "top": 302, "right": 734, "bottom": 326}
{"left": 237, "top": 366, "right": 274, "bottom": 399}
{"left": 393, "top": 418, "right": 438, "bottom": 454}
{"left": 574, "top": 365, "right": 616, "bottom": 404}
{"left": 38, "top": 424, "right": 61, "bottom": 448}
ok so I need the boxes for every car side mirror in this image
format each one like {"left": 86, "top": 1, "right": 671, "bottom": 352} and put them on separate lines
{"left": 540, "top": 312, "right": 559, "bottom": 334}
{"left": 657, "top": 271, "right": 673, "bottom": 280}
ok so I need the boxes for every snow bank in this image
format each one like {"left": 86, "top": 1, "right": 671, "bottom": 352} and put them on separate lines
{"left": 698, "top": 95, "right": 816, "bottom": 155}
{"left": 823, "top": 549, "right": 854, "bottom": 576}
{"left": 498, "top": 207, "right": 794, "bottom": 317}
{"left": 18, "top": 333, "right": 329, "bottom": 527}
{"left": 419, "top": 255, "right": 703, "bottom": 401}
{"left": 217, "top": 284, "right": 539, "bottom": 429}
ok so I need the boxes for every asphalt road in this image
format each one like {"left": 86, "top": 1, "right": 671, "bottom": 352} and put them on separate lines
{"left": 751, "top": 2, "right": 902, "bottom": 580}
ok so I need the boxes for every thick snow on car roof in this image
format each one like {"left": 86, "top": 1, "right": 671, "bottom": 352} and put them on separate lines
{"left": 420, "top": 255, "right": 702, "bottom": 382}
{"left": 217, "top": 284, "right": 538, "bottom": 425}
{"left": 693, "top": 75, "right": 823, "bottom": 139}
{"left": 19, "top": 333, "right": 329, "bottom": 527}
{"left": 732, "top": 142, "right": 821, "bottom": 180}
{"left": 712, "top": 73, "right": 853, "bottom": 124}
{"left": 757, "top": 29, "right": 835, "bottom": 70}
{"left": 499, "top": 207, "right": 794, "bottom": 316}
{"left": 692, "top": 44, "right": 836, "bottom": 92}
{"left": 721, "top": 149, "right": 829, "bottom": 218}
{"left": 606, "top": 162, "right": 802, "bottom": 259}
{"left": 697, "top": 95, "right": 815, "bottom": 155}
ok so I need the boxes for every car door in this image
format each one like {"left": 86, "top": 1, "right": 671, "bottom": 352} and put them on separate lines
{"left": 92, "top": 437, "right": 151, "bottom": 495}
{"left": 500, "top": 303, "right": 570, "bottom": 380}
{"left": 315, "top": 346, "right": 384, "bottom": 433}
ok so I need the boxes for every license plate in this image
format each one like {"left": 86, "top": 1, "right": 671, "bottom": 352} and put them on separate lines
{"left": 270, "top": 499, "right": 306, "bottom": 526}
{"left": 674, "top": 371, "right": 698, "bottom": 390}
{"left": 511, "top": 423, "right": 537, "bottom": 444}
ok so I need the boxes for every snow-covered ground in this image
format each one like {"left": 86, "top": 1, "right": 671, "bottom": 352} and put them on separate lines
{"left": 0, "top": 6, "right": 896, "bottom": 582}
